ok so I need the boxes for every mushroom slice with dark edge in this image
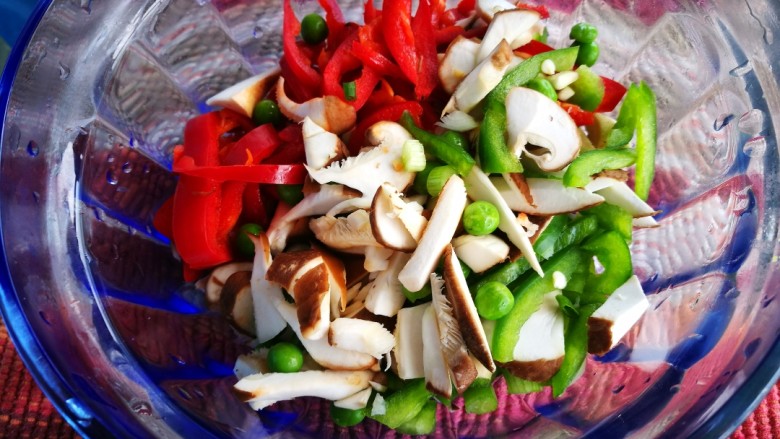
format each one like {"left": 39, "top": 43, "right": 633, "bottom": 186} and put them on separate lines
{"left": 307, "top": 121, "right": 415, "bottom": 202}
{"left": 365, "top": 251, "right": 411, "bottom": 317}
{"left": 476, "top": 9, "right": 541, "bottom": 62}
{"left": 220, "top": 271, "right": 255, "bottom": 335}
{"left": 206, "top": 262, "right": 253, "bottom": 305}
{"left": 274, "top": 299, "right": 378, "bottom": 371}
{"left": 267, "top": 184, "right": 360, "bottom": 254}
{"left": 394, "top": 303, "right": 428, "bottom": 379}
{"left": 464, "top": 166, "right": 544, "bottom": 277}
{"left": 431, "top": 273, "right": 477, "bottom": 393}
{"left": 476, "top": 0, "right": 518, "bottom": 21}
{"left": 318, "top": 250, "right": 349, "bottom": 318}
{"left": 249, "top": 234, "right": 286, "bottom": 343}
{"left": 265, "top": 250, "right": 330, "bottom": 340}
{"left": 444, "top": 40, "right": 515, "bottom": 116}
{"left": 370, "top": 184, "right": 418, "bottom": 251}
{"left": 276, "top": 77, "right": 356, "bottom": 134}
{"left": 422, "top": 302, "right": 452, "bottom": 398}
{"left": 498, "top": 175, "right": 606, "bottom": 215}
{"left": 443, "top": 245, "right": 496, "bottom": 372}
{"left": 633, "top": 216, "right": 659, "bottom": 228}
{"left": 302, "top": 117, "right": 348, "bottom": 170}
{"left": 588, "top": 275, "right": 649, "bottom": 355}
{"left": 206, "top": 67, "right": 281, "bottom": 118}
{"left": 451, "top": 234, "right": 509, "bottom": 274}
{"left": 506, "top": 87, "right": 581, "bottom": 172}
{"left": 438, "top": 36, "right": 481, "bottom": 95}
{"left": 501, "top": 290, "right": 565, "bottom": 382}
{"left": 398, "top": 175, "right": 468, "bottom": 292}
{"left": 235, "top": 369, "right": 373, "bottom": 410}
{"left": 328, "top": 318, "right": 395, "bottom": 360}
{"left": 234, "top": 349, "right": 271, "bottom": 380}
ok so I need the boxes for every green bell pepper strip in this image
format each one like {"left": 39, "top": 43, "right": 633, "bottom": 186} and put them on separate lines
{"left": 400, "top": 112, "right": 475, "bottom": 176}
{"left": 395, "top": 400, "right": 436, "bottom": 435}
{"left": 491, "top": 249, "right": 587, "bottom": 363}
{"left": 604, "top": 83, "right": 640, "bottom": 149}
{"left": 566, "top": 65, "right": 605, "bottom": 112}
{"left": 503, "top": 371, "right": 545, "bottom": 394}
{"left": 370, "top": 379, "right": 431, "bottom": 429}
{"left": 555, "top": 294, "right": 579, "bottom": 318}
{"left": 462, "top": 379, "right": 498, "bottom": 414}
{"left": 550, "top": 303, "right": 599, "bottom": 397}
{"left": 562, "top": 149, "right": 637, "bottom": 188}
{"left": 581, "top": 202, "right": 633, "bottom": 241}
{"left": 581, "top": 231, "right": 633, "bottom": 303}
{"left": 471, "top": 215, "right": 598, "bottom": 292}
{"left": 634, "top": 82, "right": 657, "bottom": 200}
{"left": 478, "top": 47, "right": 580, "bottom": 174}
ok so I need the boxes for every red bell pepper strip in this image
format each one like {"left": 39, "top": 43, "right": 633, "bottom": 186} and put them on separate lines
{"left": 412, "top": 0, "right": 439, "bottom": 99}
{"left": 324, "top": 28, "right": 381, "bottom": 110}
{"left": 279, "top": 57, "right": 317, "bottom": 102}
{"left": 560, "top": 102, "right": 596, "bottom": 126}
{"left": 348, "top": 101, "right": 423, "bottom": 155}
{"left": 318, "top": 0, "right": 347, "bottom": 48}
{"left": 283, "top": 0, "right": 322, "bottom": 92}
{"left": 435, "top": 25, "right": 467, "bottom": 46}
{"left": 351, "top": 41, "right": 405, "bottom": 78}
{"left": 221, "top": 124, "right": 281, "bottom": 165}
{"left": 152, "top": 196, "right": 175, "bottom": 240}
{"left": 595, "top": 76, "right": 628, "bottom": 113}
{"left": 174, "top": 161, "right": 307, "bottom": 184}
{"left": 456, "top": 0, "right": 475, "bottom": 16}
{"left": 364, "top": 0, "right": 379, "bottom": 23}
{"left": 218, "top": 181, "right": 246, "bottom": 237}
{"left": 516, "top": 3, "right": 550, "bottom": 19}
{"left": 516, "top": 40, "right": 554, "bottom": 56}
{"left": 173, "top": 113, "right": 234, "bottom": 269}
{"left": 268, "top": 124, "right": 306, "bottom": 164}
{"left": 241, "top": 184, "right": 271, "bottom": 229}
{"left": 383, "top": 0, "right": 418, "bottom": 84}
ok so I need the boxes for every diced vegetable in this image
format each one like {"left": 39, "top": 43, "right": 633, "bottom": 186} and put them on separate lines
{"left": 370, "top": 379, "right": 432, "bottom": 429}
{"left": 463, "top": 379, "right": 498, "bottom": 414}
{"left": 401, "top": 112, "right": 476, "bottom": 176}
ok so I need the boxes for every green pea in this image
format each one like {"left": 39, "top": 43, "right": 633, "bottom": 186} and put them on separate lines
{"left": 403, "top": 283, "right": 432, "bottom": 303}
{"left": 574, "top": 41, "right": 600, "bottom": 67}
{"left": 267, "top": 342, "right": 304, "bottom": 373}
{"left": 475, "top": 281, "right": 514, "bottom": 320}
{"left": 440, "top": 131, "right": 469, "bottom": 151}
{"left": 462, "top": 201, "right": 500, "bottom": 236}
{"left": 330, "top": 403, "right": 366, "bottom": 427}
{"left": 234, "top": 223, "right": 263, "bottom": 258}
{"left": 426, "top": 165, "right": 457, "bottom": 197}
{"left": 252, "top": 99, "right": 282, "bottom": 127}
{"left": 569, "top": 22, "right": 598, "bottom": 44}
{"left": 301, "top": 14, "right": 329, "bottom": 45}
{"left": 277, "top": 184, "right": 304, "bottom": 206}
{"left": 526, "top": 77, "right": 558, "bottom": 102}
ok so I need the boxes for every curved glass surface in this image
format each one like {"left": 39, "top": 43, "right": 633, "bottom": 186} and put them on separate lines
{"left": 0, "top": 0, "right": 778, "bottom": 438}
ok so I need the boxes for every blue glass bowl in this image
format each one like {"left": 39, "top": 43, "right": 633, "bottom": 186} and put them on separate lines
{"left": 1, "top": 0, "right": 778, "bottom": 437}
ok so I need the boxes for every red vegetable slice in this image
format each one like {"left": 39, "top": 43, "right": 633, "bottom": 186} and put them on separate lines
{"left": 383, "top": 0, "right": 418, "bottom": 84}
{"left": 596, "top": 76, "right": 628, "bottom": 113}
{"left": 152, "top": 196, "right": 175, "bottom": 240}
{"left": 560, "top": 102, "right": 596, "bottom": 126}
{"left": 221, "top": 124, "right": 281, "bottom": 166}
{"left": 318, "top": 0, "right": 347, "bottom": 47}
{"left": 412, "top": 0, "right": 439, "bottom": 99}
{"left": 174, "top": 163, "right": 308, "bottom": 184}
{"left": 283, "top": 0, "right": 322, "bottom": 92}
{"left": 516, "top": 40, "right": 554, "bottom": 56}
{"left": 347, "top": 101, "right": 423, "bottom": 154}
{"left": 516, "top": 2, "right": 550, "bottom": 19}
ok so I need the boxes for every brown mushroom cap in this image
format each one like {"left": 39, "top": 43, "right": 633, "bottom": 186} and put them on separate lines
{"left": 499, "top": 357, "right": 564, "bottom": 382}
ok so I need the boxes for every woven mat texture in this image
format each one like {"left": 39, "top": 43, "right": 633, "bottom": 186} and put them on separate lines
{"left": 0, "top": 323, "right": 775, "bottom": 438}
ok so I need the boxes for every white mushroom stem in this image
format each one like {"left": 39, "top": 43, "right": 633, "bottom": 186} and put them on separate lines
{"left": 506, "top": 87, "right": 581, "bottom": 172}
{"left": 394, "top": 303, "right": 428, "bottom": 379}
{"left": 464, "top": 167, "right": 543, "bottom": 277}
{"left": 422, "top": 303, "right": 452, "bottom": 398}
{"left": 438, "top": 36, "right": 481, "bottom": 94}
{"left": 476, "top": 0, "right": 518, "bottom": 22}
{"left": 437, "top": 110, "right": 480, "bottom": 132}
{"left": 276, "top": 77, "right": 356, "bottom": 134}
{"left": 365, "top": 252, "right": 411, "bottom": 317}
{"left": 497, "top": 175, "right": 605, "bottom": 215}
{"left": 275, "top": 300, "right": 379, "bottom": 371}
{"left": 452, "top": 234, "right": 510, "bottom": 274}
{"left": 476, "top": 9, "right": 541, "bottom": 63}
{"left": 302, "top": 117, "right": 348, "bottom": 170}
{"left": 398, "top": 175, "right": 468, "bottom": 292}
{"left": 249, "top": 235, "right": 286, "bottom": 343}
{"left": 206, "top": 67, "right": 280, "bottom": 118}
{"left": 588, "top": 275, "right": 649, "bottom": 355}
{"left": 235, "top": 369, "right": 372, "bottom": 405}
{"left": 328, "top": 318, "right": 395, "bottom": 360}
{"left": 333, "top": 387, "right": 373, "bottom": 410}
{"left": 444, "top": 39, "right": 515, "bottom": 116}
{"left": 504, "top": 290, "right": 565, "bottom": 381}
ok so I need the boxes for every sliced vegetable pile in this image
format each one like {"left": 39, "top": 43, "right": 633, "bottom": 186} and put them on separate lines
{"left": 154, "top": 0, "right": 659, "bottom": 433}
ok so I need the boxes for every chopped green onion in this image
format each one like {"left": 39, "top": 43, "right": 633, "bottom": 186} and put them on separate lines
{"left": 343, "top": 81, "right": 356, "bottom": 101}
{"left": 426, "top": 165, "right": 457, "bottom": 197}
{"left": 402, "top": 139, "right": 427, "bottom": 172}
{"left": 413, "top": 161, "right": 440, "bottom": 195}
